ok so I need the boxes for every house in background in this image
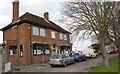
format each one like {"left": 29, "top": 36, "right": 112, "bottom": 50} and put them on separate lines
{"left": 1, "top": 0, "right": 72, "bottom": 67}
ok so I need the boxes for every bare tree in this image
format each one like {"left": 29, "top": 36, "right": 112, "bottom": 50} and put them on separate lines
{"left": 60, "top": 1, "right": 120, "bottom": 66}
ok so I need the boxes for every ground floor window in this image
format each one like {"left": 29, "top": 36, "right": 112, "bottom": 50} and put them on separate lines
{"left": 60, "top": 46, "right": 70, "bottom": 54}
{"left": 33, "top": 44, "right": 50, "bottom": 55}
{"left": 20, "top": 45, "right": 23, "bottom": 57}
{"left": 9, "top": 46, "right": 17, "bottom": 55}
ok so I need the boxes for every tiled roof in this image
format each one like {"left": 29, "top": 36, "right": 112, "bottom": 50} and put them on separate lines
{"left": 2, "top": 12, "right": 70, "bottom": 33}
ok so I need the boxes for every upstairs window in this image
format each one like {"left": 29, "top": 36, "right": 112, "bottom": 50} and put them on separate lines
{"left": 60, "top": 33, "right": 63, "bottom": 40}
{"left": 40, "top": 28, "right": 45, "bottom": 37}
{"left": 33, "top": 27, "right": 38, "bottom": 36}
{"left": 64, "top": 34, "right": 67, "bottom": 40}
{"left": 51, "top": 31, "right": 55, "bottom": 38}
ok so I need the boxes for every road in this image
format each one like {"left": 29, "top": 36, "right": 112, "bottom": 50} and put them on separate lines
{"left": 16, "top": 54, "right": 117, "bottom": 72}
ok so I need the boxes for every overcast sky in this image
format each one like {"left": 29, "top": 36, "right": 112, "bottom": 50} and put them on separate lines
{"left": 0, "top": 0, "right": 64, "bottom": 42}
{"left": 0, "top": 0, "right": 96, "bottom": 51}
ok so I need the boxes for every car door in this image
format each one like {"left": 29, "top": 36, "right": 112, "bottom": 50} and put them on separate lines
{"left": 62, "top": 54, "right": 66, "bottom": 63}
{"left": 80, "top": 53, "right": 85, "bottom": 60}
{"left": 67, "top": 55, "right": 73, "bottom": 63}
{"left": 65, "top": 54, "right": 71, "bottom": 64}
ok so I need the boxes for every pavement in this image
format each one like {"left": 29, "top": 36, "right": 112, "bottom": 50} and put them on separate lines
{"left": 0, "top": 69, "right": 2, "bottom": 74}
{"left": 10, "top": 54, "right": 118, "bottom": 72}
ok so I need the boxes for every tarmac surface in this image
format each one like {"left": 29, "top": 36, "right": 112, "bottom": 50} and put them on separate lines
{"left": 10, "top": 54, "right": 118, "bottom": 72}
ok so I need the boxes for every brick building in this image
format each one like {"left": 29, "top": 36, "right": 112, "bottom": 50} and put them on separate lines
{"left": 1, "top": 0, "right": 72, "bottom": 67}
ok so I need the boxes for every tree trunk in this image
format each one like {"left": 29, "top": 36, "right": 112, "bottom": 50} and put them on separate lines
{"left": 99, "top": 32, "right": 109, "bottom": 66}
{"left": 116, "top": 36, "right": 119, "bottom": 61}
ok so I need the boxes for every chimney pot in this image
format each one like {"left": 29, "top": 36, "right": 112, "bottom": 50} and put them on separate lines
{"left": 44, "top": 12, "right": 49, "bottom": 20}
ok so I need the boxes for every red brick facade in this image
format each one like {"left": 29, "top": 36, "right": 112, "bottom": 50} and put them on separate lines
{"left": 2, "top": 0, "right": 72, "bottom": 67}
{"left": 3, "top": 23, "right": 72, "bottom": 67}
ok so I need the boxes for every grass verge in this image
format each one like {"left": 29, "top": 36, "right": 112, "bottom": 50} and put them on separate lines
{"left": 90, "top": 56, "right": 119, "bottom": 72}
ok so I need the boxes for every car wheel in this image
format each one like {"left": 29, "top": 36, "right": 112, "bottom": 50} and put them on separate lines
{"left": 72, "top": 60, "right": 75, "bottom": 64}
{"left": 84, "top": 58, "right": 87, "bottom": 61}
{"left": 51, "top": 65, "right": 55, "bottom": 67}
{"left": 63, "top": 62, "right": 67, "bottom": 67}
{"left": 90, "top": 55, "right": 92, "bottom": 59}
{"left": 95, "top": 56, "right": 97, "bottom": 58}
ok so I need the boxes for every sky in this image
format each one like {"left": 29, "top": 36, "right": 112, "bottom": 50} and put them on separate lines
{"left": 0, "top": 0, "right": 93, "bottom": 51}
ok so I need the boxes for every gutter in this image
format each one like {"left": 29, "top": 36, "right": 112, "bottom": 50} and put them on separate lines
{"left": 1, "top": 20, "right": 70, "bottom": 33}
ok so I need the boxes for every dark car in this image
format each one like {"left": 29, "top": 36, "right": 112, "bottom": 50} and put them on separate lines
{"left": 70, "top": 52, "right": 87, "bottom": 62}
{"left": 49, "top": 54, "right": 75, "bottom": 67}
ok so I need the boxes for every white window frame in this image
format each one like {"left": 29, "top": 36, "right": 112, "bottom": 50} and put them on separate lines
{"left": 51, "top": 31, "right": 56, "bottom": 38}
{"left": 64, "top": 34, "right": 67, "bottom": 40}
{"left": 33, "top": 27, "right": 38, "bottom": 36}
{"left": 60, "top": 33, "right": 63, "bottom": 40}
{"left": 40, "top": 28, "right": 45, "bottom": 37}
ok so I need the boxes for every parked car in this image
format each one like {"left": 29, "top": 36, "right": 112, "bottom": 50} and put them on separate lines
{"left": 109, "top": 49, "right": 118, "bottom": 54}
{"left": 84, "top": 48, "right": 97, "bottom": 59}
{"left": 70, "top": 52, "right": 87, "bottom": 62}
{"left": 49, "top": 54, "right": 75, "bottom": 67}
{"left": 85, "top": 52, "right": 97, "bottom": 58}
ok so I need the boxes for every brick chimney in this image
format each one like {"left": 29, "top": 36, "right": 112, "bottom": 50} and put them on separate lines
{"left": 12, "top": 0, "right": 19, "bottom": 23}
{"left": 44, "top": 12, "right": 49, "bottom": 20}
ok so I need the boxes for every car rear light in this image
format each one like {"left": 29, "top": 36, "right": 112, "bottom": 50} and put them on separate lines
{"left": 76, "top": 53, "right": 79, "bottom": 55}
{"left": 59, "top": 60, "right": 62, "bottom": 62}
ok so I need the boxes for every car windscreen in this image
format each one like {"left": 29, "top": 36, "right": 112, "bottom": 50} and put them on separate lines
{"left": 70, "top": 53, "right": 75, "bottom": 57}
{"left": 50, "top": 55, "right": 61, "bottom": 59}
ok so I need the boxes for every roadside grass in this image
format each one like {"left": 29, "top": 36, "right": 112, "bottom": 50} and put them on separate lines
{"left": 90, "top": 56, "right": 119, "bottom": 72}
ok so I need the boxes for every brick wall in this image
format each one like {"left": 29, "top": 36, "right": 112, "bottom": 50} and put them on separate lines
{"left": 31, "top": 25, "right": 70, "bottom": 45}
{"left": 0, "top": 54, "right": 2, "bottom": 68}
{"left": 4, "top": 23, "right": 72, "bottom": 66}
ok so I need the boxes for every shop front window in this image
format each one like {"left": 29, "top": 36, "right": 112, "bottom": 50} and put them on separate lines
{"left": 33, "top": 44, "right": 50, "bottom": 55}
{"left": 60, "top": 46, "right": 70, "bottom": 54}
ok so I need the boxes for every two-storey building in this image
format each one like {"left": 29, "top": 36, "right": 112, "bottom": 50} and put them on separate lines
{"left": 1, "top": 0, "right": 72, "bottom": 67}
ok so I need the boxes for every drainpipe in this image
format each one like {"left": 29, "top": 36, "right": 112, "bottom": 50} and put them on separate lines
{"left": 29, "top": 24, "right": 32, "bottom": 64}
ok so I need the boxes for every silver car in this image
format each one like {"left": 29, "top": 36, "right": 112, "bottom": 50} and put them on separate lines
{"left": 49, "top": 54, "right": 75, "bottom": 67}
